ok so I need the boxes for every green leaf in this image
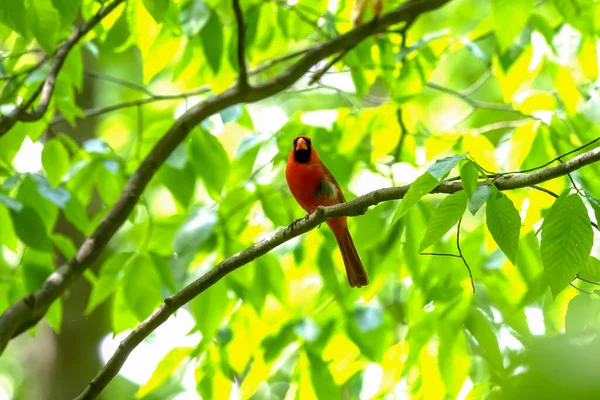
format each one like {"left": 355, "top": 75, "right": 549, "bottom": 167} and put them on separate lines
{"left": 123, "top": 254, "right": 163, "bottom": 321}
{"left": 0, "top": 205, "right": 17, "bottom": 251}
{"left": 51, "top": 234, "right": 76, "bottom": 259}
{"left": 565, "top": 295, "right": 600, "bottom": 334}
{"left": 0, "top": 193, "right": 23, "bottom": 211}
{"left": 392, "top": 173, "right": 438, "bottom": 225}
{"left": 21, "top": 249, "right": 54, "bottom": 292}
{"left": 63, "top": 195, "right": 90, "bottom": 235}
{"left": 584, "top": 192, "right": 600, "bottom": 226}
{"left": 460, "top": 161, "right": 479, "bottom": 199}
{"left": 257, "top": 254, "right": 287, "bottom": 304}
{"left": 468, "top": 186, "right": 492, "bottom": 215}
{"left": 492, "top": 0, "right": 535, "bottom": 52}
{"left": 201, "top": 10, "right": 223, "bottom": 74}
{"left": 137, "top": 347, "right": 191, "bottom": 397}
{"left": 0, "top": 125, "right": 26, "bottom": 169}
{"left": 172, "top": 208, "right": 217, "bottom": 266}
{"left": 42, "top": 138, "right": 70, "bottom": 187}
{"left": 579, "top": 256, "right": 600, "bottom": 282}
{"left": 142, "top": 0, "right": 169, "bottom": 23}
{"left": 305, "top": 350, "right": 340, "bottom": 399}
{"left": 180, "top": 0, "right": 210, "bottom": 36}
{"left": 26, "top": 0, "right": 61, "bottom": 53}
{"left": 10, "top": 206, "right": 53, "bottom": 252}
{"left": 45, "top": 297, "right": 62, "bottom": 334}
{"left": 541, "top": 193, "right": 594, "bottom": 297}
{"left": 392, "top": 154, "right": 467, "bottom": 224}
{"left": 439, "top": 330, "right": 470, "bottom": 397}
{"left": 160, "top": 162, "right": 196, "bottom": 208}
{"left": 0, "top": 0, "right": 29, "bottom": 37}
{"left": 190, "top": 280, "right": 229, "bottom": 340}
{"left": 465, "top": 308, "right": 504, "bottom": 373}
{"left": 552, "top": 0, "right": 595, "bottom": 36}
{"left": 96, "top": 160, "right": 123, "bottom": 207}
{"left": 86, "top": 252, "right": 134, "bottom": 315}
{"left": 351, "top": 67, "right": 368, "bottom": 97}
{"left": 419, "top": 191, "right": 467, "bottom": 251}
{"left": 486, "top": 190, "right": 521, "bottom": 264}
{"left": 189, "top": 129, "right": 230, "bottom": 200}
{"left": 244, "top": 5, "right": 260, "bottom": 49}
{"left": 220, "top": 105, "right": 242, "bottom": 124}
{"left": 530, "top": 13, "right": 557, "bottom": 52}
{"left": 149, "top": 252, "right": 177, "bottom": 294}
{"left": 429, "top": 154, "right": 468, "bottom": 180}
{"left": 50, "top": 0, "right": 82, "bottom": 27}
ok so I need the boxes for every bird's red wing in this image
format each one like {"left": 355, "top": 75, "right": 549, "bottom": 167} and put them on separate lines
{"left": 321, "top": 161, "right": 346, "bottom": 203}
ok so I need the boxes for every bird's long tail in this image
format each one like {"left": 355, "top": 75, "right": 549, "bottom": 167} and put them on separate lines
{"left": 335, "top": 225, "right": 369, "bottom": 288}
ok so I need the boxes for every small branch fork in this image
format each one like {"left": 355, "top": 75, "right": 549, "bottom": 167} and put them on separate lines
{"left": 421, "top": 217, "right": 475, "bottom": 293}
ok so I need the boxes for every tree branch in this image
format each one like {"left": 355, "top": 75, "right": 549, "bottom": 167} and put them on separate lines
{"left": 76, "top": 144, "right": 600, "bottom": 399}
{"left": 49, "top": 86, "right": 211, "bottom": 126}
{"left": 0, "top": 0, "right": 125, "bottom": 136}
{"left": 233, "top": 0, "right": 249, "bottom": 88}
{"left": 0, "top": 0, "right": 454, "bottom": 356}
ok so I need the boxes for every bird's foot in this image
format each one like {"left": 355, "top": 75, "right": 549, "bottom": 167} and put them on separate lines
{"left": 287, "top": 213, "right": 310, "bottom": 230}
{"left": 287, "top": 211, "right": 315, "bottom": 231}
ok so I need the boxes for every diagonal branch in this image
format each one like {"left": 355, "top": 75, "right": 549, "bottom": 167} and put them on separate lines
{"left": 0, "top": 0, "right": 125, "bottom": 137}
{"left": 233, "top": 0, "right": 250, "bottom": 88}
{"left": 76, "top": 144, "right": 600, "bottom": 399}
{"left": 0, "top": 0, "right": 454, "bottom": 356}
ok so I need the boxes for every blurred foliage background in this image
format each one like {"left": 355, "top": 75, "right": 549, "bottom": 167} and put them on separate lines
{"left": 1, "top": 0, "right": 600, "bottom": 399}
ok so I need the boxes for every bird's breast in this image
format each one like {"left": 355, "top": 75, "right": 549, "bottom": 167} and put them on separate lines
{"left": 286, "top": 161, "right": 334, "bottom": 212}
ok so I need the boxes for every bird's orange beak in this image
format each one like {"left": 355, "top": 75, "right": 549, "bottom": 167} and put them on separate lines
{"left": 296, "top": 138, "right": 308, "bottom": 151}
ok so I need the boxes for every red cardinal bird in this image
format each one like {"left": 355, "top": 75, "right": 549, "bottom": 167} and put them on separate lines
{"left": 286, "top": 136, "right": 369, "bottom": 288}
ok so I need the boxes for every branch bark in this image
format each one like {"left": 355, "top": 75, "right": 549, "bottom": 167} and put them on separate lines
{"left": 233, "top": 0, "right": 249, "bottom": 88}
{"left": 76, "top": 145, "right": 600, "bottom": 400}
{"left": 0, "top": 0, "right": 453, "bottom": 356}
{"left": 0, "top": 0, "right": 125, "bottom": 136}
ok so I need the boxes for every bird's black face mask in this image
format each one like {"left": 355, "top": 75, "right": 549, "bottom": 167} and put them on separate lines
{"left": 293, "top": 137, "right": 312, "bottom": 163}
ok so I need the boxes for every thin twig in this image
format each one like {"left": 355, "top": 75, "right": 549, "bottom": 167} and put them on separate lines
{"left": 461, "top": 69, "right": 492, "bottom": 97}
{"left": 49, "top": 86, "right": 211, "bottom": 126}
{"left": 392, "top": 108, "right": 408, "bottom": 162}
{"left": 420, "top": 252, "right": 462, "bottom": 257}
{"left": 470, "top": 119, "right": 531, "bottom": 135}
{"left": 84, "top": 71, "right": 155, "bottom": 96}
{"left": 400, "top": 19, "right": 415, "bottom": 48}
{"left": 0, "top": 49, "right": 44, "bottom": 60}
{"left": 456, "top": 217, "right": 475, "bottom": 293}
{"left": 501, "top": 136, "right": 600, "bottom": 176}
{"left": 530, "top": 185, "right": 559, "bottom": 198}
{"left": 576, "top": 274, "right": 600, "bottom": 286}
{"left": 233, "top": 0, "right": 249, "bottom": 88}
{"left": 570, "top": 282, "right": 594, "bottom": 295}
{"left": 0, "top": 58, "right": 46, "bottom": 80}
{"left": 309, "top": 48, "right": 352, "bottom": 85}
